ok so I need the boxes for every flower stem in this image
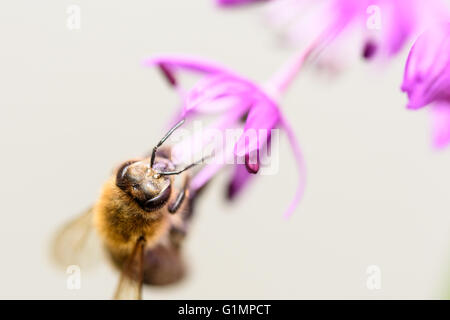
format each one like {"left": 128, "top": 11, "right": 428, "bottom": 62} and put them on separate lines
{"left": 265, "top": 31, "right": 331, "bottom": 97}
{"left": 267, "top": 48, "right": 315, "bottom": 96}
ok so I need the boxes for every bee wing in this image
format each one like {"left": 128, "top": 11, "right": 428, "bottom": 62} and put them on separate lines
{"left": 51, "top": 207, "right": 103, "bottom": 269}
{"left": 114, "top": 238, "right": 145, "bottom": 300}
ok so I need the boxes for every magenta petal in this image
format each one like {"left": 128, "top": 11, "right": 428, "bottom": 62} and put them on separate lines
{"left": 381, "top": 0, "right": 415, "bottom": 56}
{"left": 362, "top": 40, "right": 378, "bottom": 60}
{"left": 171, "top": 101, "right": 248, "bottom": 165}
{"left": 431, "top": 102, "right": 450, "bottom": 149}
{"left": 144, "top": 55, "right": 232, "bottom": 75}
{"left": 244, "top": 152, "right": 260, "bottom": 174}
{"left": 228, "top": 128, "right": 274, "bottom": 198}
{"left": 235, "top": 102, "right": 280, "bottom": 157}
{"left": 186, "top": 74, "right": 252, "bottom": 114}
{"left": 190, "top": 162, "right": 225, "bottom": 192}
{"left": 227, "top": 164, "right": 253, "bottom": 200}
{"left": 145, "top": 55, "right": 267, "bottom": 96}
{"left": 402, "top": 23, "right": 450, "bottom": 110}
{"left": 158, "top": 63, "right": 178, "bottom": 87}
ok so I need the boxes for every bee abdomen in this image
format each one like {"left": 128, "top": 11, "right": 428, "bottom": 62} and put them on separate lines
{"left": 142, "top": 244, "right": 185, "bottom": 285}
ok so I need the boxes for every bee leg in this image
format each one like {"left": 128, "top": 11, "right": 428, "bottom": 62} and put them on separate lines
{"left": 168, "top": 176, "right": 189, "bottom": 214}
{"left": 168, "top": 189, "right": 186, "bottom": 214}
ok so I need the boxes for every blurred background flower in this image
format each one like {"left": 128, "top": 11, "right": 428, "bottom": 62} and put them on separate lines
{"left": 402, "top": 23, "right": 450, "bottom": 149}
{"left": 216, "top": 0, "right": 450, "bottom": 65}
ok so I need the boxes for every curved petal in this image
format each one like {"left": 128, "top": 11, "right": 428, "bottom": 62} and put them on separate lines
{"left": 227, "top": 129, "right": 274, "bottom": 198}
{"left": 402, "top": 23, "right": 450, "bottom": 110}
{"left": 234, "top": 101, "right": 280, "bottom": 157}
{"left": 158, "top": 63, "right": 178, "bottom": 87}
{"left": 227, "top": 164, "right": 253, "bottom": 200}
{"left": 144, "top": 54, "right": 230, "bottom": 75}
{"left": 185, "top": 74, "right": 254, "bottom": 114}
{"left": 190, "top": 134, "right": 237, "bottom": 192}
{"left": 380, "top": 0, "right": 415, "bottom": 56}
{"left": 171, "top": 99, "right": 249, "bottom": 165}
{"left": 145, "top": 55, "right": 271, "bottom": 100}
{"left": 431, "top": 102, "right": 450, "bottom": 149}
{"left": 190, "top": 161, "right": 225, "bottom": 192}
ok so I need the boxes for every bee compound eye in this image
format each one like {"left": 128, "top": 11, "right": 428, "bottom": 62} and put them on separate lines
{"left": 143, "top": 185, "right": 172, "bottom": 211}
{"left": 116, "top": 160, "right": 137, "bottom": 190}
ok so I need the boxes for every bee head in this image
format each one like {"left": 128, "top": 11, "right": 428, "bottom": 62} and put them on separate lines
{"left": 113, "top": 119, "right": 206, "bottom": 213}
{"left": 115, "top": 158, "right": 175, "bottom": 212}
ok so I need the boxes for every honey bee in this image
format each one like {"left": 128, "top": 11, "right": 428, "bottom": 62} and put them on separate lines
{"left": 52, "top": 119, "right": 205, "bottom": 299}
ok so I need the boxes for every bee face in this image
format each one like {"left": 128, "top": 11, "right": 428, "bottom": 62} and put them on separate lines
{"left": 116, "top": 159, "right": 175, "bottom": 212}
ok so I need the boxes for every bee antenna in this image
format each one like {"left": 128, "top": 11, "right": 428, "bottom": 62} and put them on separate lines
{"left": 156, "top": 153, "right": 212, "bottom": 176}
{"left": 150, "top": 118, "right": 185, "bottom": 168}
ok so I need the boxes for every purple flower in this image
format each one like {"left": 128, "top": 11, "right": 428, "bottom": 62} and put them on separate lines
{"left": 144, "top": 55, "right": 305, "bottom": 217}
{"left": 402, "top": 23, "right": 450, "bottom": 149}
{"left": 216, "top": 0, "right": 450, "bottom": 61}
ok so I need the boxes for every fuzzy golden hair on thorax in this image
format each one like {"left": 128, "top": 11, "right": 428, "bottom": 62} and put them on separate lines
{"left": 93, "top": 159, "right": 176, "bottom": 259}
